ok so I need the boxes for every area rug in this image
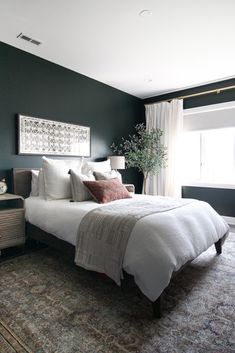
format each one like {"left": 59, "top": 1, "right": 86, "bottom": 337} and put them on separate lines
{"left": 0, "top": 319, "right": 33, "bottom": 353}
{"left": 0, "top": 234, "right": 234, "bottom": 353}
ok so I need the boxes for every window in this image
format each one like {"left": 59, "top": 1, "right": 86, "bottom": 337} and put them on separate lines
{"left": 180, "top": 127, "right": 235, "bottom": 186}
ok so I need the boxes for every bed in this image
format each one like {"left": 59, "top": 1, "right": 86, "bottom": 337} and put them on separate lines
{"left": 13, "top": 168, "right": 229, "bottom": 318}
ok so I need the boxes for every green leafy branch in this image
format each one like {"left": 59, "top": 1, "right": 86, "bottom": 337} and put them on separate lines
{"left": 111, "top": 123, "right": 167, "bottom": 193}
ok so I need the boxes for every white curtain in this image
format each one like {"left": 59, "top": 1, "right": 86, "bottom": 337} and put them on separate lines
{"left": 144, "top": 99, "right": 183, "bottom": 197}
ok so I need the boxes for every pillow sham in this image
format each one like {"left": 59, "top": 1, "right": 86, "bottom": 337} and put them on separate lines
{"left": 70, "top": 169, "right": 95, "bottom": 202}
{"left": 30, "top": 169, "right": 40, "bottom": 197}
{"left": 83, "top": 178, "right": 131, "bottom": 204}
{"left": 82, "top": 159, "right": 111, "bottom": 175}
{"left": 42, "top": 156, "right": 83, "bottom": 200}
{"left": 93, "top": 170, "right": 122, "bottom": 183}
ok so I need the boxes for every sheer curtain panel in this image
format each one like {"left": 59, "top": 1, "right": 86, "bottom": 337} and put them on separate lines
{"left": 145, "top": 99, "right": 183, "bottom": 197}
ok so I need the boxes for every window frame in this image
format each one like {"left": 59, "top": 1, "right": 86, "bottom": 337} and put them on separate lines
{"left": 181, "top": 128, "right": 235, "bottom": 189}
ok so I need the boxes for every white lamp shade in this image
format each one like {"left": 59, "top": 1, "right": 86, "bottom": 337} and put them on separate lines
{"left": 108, "top": 156, "right": 125, "bottom": 170}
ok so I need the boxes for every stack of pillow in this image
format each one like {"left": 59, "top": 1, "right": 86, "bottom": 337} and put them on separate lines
{"left": 30, "top": 156, "right": 131, "bottom": 204}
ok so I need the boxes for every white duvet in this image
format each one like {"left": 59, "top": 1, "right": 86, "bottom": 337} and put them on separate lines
{"left": 25, "top": 195, "right": 229, "bottom": 302}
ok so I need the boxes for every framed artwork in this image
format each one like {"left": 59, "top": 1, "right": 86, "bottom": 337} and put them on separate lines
{"left": 18, "top": 115, "right": 90, "bottom": 157}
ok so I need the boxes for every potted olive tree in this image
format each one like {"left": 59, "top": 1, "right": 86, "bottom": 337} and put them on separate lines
{"left": 111, "top": 123, "right": 167, "bottom": 194}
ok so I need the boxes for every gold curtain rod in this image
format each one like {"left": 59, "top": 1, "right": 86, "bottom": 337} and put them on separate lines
{"left": 145, "top": 84, "right": 235, "bottom": 105}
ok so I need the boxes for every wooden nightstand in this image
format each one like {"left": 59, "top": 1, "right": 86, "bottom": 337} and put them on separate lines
{"left": 0, "top": 193, "right": 25, "bottom": 254}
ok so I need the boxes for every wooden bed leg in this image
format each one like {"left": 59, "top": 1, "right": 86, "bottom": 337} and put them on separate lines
{"left": 215, "top": 239, "right": 222, "bottom": 254}
{"left": 152, "top": 293, "right": 164, "bottom": 318}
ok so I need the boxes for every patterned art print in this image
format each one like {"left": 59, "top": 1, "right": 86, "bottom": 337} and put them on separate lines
{"left": 18, "top": 115, "right": 90, "bottom": 156}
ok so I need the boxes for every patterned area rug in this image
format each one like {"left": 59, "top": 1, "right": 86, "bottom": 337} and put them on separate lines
{"left": 0, "top": 320, "right": 33, "bottom": 353}
{"left": 0, "top": 234, "right": 234, "bottom": 353}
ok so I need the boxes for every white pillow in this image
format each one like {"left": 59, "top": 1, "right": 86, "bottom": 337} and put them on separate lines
{"left": 38, "top": 169, "right": 46, "bottom": 199}
{"left": 82, "top": 159, "right": 111, "bottom": 175}
{"left": 93, "top": 170, "right": 122, "bottom": 183}
{"left": 70, "top": 169, "right": 95, "bottom": 201}
{"left": 42, "top": 156, "right": 83, "bottom": 200}
{"left": 30, "top": 169, "right": 40, "bottom": 196}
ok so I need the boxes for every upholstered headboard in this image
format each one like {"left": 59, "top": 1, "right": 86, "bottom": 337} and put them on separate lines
{"left": 12, "top": 168, "right": 38, "bottom": 199}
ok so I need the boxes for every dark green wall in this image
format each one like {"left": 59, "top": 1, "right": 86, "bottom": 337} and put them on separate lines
{"left": 1, "top": 40, "right": 234, "bottom": 210}
{"left": 182, "top": 186, "right": 235, "bottom": 217}
{"left": 0, "top": 42, "right": 144, "bottom": 193}
{"left": 144, "top": 79, "right": 235, "bottom": 216}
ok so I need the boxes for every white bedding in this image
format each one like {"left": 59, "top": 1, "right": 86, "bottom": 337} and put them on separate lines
{"left": 25, "top": 195, "right": 229, "bottom": 301}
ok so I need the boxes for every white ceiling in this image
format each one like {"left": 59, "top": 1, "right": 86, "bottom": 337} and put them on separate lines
{"left": 0, "top": 0, "right": 235, "bottom": 99}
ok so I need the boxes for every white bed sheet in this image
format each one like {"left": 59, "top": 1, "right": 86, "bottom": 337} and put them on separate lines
{"left": 25, "top": 195, "right": 229, "bottom": 301}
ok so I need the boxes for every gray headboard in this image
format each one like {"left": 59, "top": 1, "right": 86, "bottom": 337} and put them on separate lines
{"left": 12, "top": 168, "right": 37, "bottom": 199}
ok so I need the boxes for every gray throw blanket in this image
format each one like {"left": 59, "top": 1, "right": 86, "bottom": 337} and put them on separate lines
{"left": 75, "top": 196, "right": 193, "bottom": 285}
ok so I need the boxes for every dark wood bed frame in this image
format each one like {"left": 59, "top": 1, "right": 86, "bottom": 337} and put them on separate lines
{"left": 12, "top": 168, "right": 225, "bottom": 318}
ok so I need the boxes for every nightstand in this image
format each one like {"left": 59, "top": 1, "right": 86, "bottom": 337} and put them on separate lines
{"left": 0, "top": 193, "right": 25, "bottom": 254}
{"left": 123, "top": 184, "right": 135, "bottom": 194}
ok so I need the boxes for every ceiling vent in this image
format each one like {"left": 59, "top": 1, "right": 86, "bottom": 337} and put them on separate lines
{"left": 17, "top": 33, "right": 42, "bottom": 46}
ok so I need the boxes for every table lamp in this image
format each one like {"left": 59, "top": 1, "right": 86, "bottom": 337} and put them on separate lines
{"left": 108, "top": 156, "right": 125, "bottom": 171}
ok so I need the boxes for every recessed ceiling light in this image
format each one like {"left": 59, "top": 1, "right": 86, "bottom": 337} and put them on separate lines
{"left": 145, "top": 78, "right": 153, "bottom": 83}
{"left": 139, "top": 9, "right": 152, "bottom": 17}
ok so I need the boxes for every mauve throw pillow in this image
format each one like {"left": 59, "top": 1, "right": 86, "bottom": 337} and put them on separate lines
{"left": 83, "top": 178, "right": 131, "bottom": 203}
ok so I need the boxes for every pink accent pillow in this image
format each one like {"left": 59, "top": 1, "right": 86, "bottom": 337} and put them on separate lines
{"left": 83, "top": 178, "right": 132, "bottom": 204}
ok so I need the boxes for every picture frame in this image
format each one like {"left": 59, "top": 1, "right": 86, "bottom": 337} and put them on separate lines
{"left": 18, "top": 114, "right": 90, "bottom": 157}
